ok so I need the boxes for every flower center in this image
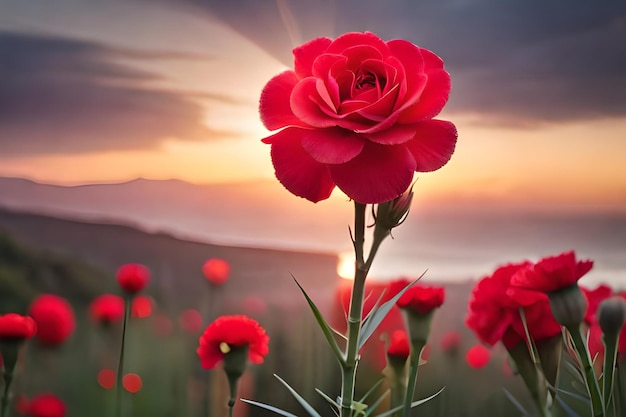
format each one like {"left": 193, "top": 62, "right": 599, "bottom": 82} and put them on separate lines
{"left": 219, "top": 342, "right": 231, "bottom": 354}
{"left": 355, "top": 72, "right": 376, "bottom": 90}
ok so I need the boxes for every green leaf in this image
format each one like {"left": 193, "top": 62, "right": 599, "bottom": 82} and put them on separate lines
{"left": 359, "top": 378, "right": 385, "bottom": 403}
{"left": 557, "top": 388, "right": 590, "bottom": 403}
{"left": 240, "top": 399, "right": 299, "bottom": 417}
{"left": 274, "top": 374, "right": 323, "bottom": 417}
{"left": 359, "top": 273, "right": 425, "bottom": 350}
{"left": 373, "top": 386, "right": 444, "bottom": 417}
{"left": 315, "top": 388, "right": 340, "bottom": 409}
{"left": 363, "top": 389, "right": 390, "bottom": 417}
{"left": 502, "top": 388, "right": 528, "bottom": 415}
{"left": 555, "top": 395, "right": 580, "bottom": 417}
{"left": 292, "top": 275, "right": 346, "bottom": 366}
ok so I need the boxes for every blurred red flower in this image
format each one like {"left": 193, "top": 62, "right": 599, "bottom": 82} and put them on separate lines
{"left": 466, "top": 345, "right": 490, "bottom": 369}
{"left": 28, "top": 294, "right": 75, "bottom": 346}
{"left": 0, "top": 313, "right": 36, "bottom": 341}
{"left": 581, "top": 284, "right": 613, "bottom": 325}
{"left": 131, "top": 295, "right": 153, "bottom": 319}
{"left": 178, "top": 309, "right": 203, "bottom": 334}
{"left": 15, "top": 394, "right": 29, "bottom": 414}
{"left": 123, "top": 373, "right": 143, "bottom": 393}
{"left": 440, "top": 330, "right": 462, "bottom": 353}
{"left": 386, "top": 330, "right": 410, "bottom": 360}
{"left": 116, "top": 263, "right": 150, "bottom": 295}
{"left": 89, "top": 294, "right": 124, "bottom": 325}
{"left": 202, "top": 258, "right": 230, "bottom": 286}
{"left": 510, "top": 251, "right": 593, "bottom": 293}
{"left": 97, "top": 369, "right": 115, "bottom": 390}
{"left": 153, "top": 313, "right": 173, "bottom": 338}
{"left": 395, "top": 284, "right": 445, "bottom": 315}
{"left": 197, "top": 315, "right": 269, "bottom": 369}
{"left": 466, "top": 262, "right": 561, "bottom": 349}
{"left": 26, "top": 393, "right": 66, "bottom": 417}
{"left": 260, "top": 32, "right": 456, "bottom": 204}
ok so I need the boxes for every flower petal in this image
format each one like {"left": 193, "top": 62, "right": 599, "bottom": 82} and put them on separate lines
{"left": 327, "top": 32, "right": 390, "bottom": 57}
{"left": 363, "top": 124, "right": 418, "bottom": 145}
{"left": 263, "top": 127, "right": 335, "bottom": 202}
{"left": 294, "top": 37, "right": 332, "bottom": 78}
{"left": 260, "top": 71, "right": 310, "bottom": 130}
{"left": 386, "top": 39, "right": 426, "bottom": 110}
{"left": 301, "top": 128, "right": 365, "bottom": 164}
{"left": 398, "top": 49, "right": 451, "bottom": 123}
{"left": 329, "top": 143, "right": 416, "bottom": 204}
{"left": 404, "top": 120, "right": 457, "bottom": 172}
{"left": 291, "top": 77, "right": 337, "bottom": 128}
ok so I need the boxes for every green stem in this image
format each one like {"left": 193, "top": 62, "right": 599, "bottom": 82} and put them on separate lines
{"left": 116, "top": 295, "right": 131, "bottom": 417}
{"left": 227, "top": 376, "right": 238, "bottom": 417}
{"left": 567, "top": 324, "right": 604, "bottom": 417}
{"left": 403, "top": 343, "right": 424, "bottom": 417}
{"left": 1, "top": 370, "right": 12, "bottom": 417}
{"left": 602, "top": 334, "right": 619, "bottom": 409}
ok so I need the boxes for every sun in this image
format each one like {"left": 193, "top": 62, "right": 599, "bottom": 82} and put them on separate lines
{"left": 337, "top": 252, "right": 355, "bottom": 280}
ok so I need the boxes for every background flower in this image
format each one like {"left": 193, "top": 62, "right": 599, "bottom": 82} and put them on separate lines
{"left": 260, "top": 31, "right": 457, "bottom": 203}
{"left": 466, "top": 345, "right": 490, "bottom": 369}
{"left": 386, "top": 329, "right": 410, "bottom": 361}
{"left": 26, "top": 393, "right": 66, "bottom": 417}
{"left": 116, "top": 263, "right": 150, "bottom": 295}
{"left": 89, "top": 294, "right": 124, "bottom": 326}
{"left": 510, "top": 251, "right": 593, "bottom": 293}
{"left": 0, "top": 313, "right": 37, "bottom": 341}
{"left": 202, "top": 258, "right": 230, "bottom": 286}
{"left": 396, "top": 284, "right": 445, "bottom": 315}
{"left": 28, "top": 294, "right": 75, "bottom": 346}
{"left": 197, "top": 315, "right": 269, "bottom": 370}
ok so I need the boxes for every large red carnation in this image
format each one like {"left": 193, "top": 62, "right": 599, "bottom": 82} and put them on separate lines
{"left": 28, "top": 294, "right": 75, "bottom": 346}
{"left": 510, "top": 251, "right": 593, "bottom": 293}
{"left": 260, "top": 32, "right": 456, "bottom": 204}
{"left": 197, "top": 315, "right": 269, "bottom": 370}
{"left": 0, "top": 313, "right": 37, "bottom": 341}
{"left": 466, "top": 262, "right": 561, "bottom": 349}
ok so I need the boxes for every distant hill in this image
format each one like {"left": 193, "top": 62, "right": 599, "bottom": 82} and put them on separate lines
{"left": 0, "top": 207, "right": 341, "bottom": 314}
{"left": 0, "top": 232, "right": 111, "bottom": 313}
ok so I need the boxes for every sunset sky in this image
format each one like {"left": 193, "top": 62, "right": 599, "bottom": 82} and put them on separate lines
{"left": 1, "top": 0, "right": 626, "bottom": 212}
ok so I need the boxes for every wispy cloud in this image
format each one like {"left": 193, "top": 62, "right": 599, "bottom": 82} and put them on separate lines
{"left": 169, "top": 0, "right": 626, "bottom": 125}
{"left": 0, "top": 30, "right": 238, "bottom": 155}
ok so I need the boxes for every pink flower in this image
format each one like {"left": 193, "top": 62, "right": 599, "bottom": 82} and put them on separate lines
{"left": 116, "top": 263, "right": 150, "bottom": 295}
{"left": 260, "top": 32, "right": 457, "bottom": 203}
{"left": 28, "top": 294, "right": 75, "bottom": 346}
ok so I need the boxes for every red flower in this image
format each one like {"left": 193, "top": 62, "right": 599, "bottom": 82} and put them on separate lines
{"left": 581, "top": 284, "right": 613, "bottom": 325}
{"left": 260, "top": 32, "right": 457, "bottom": 204}
{"left": 202, "top": 258, "right": 230, "bottom": 286}
{"left": 386, "top": 330, "right": 410, "bottom": 360}
{"left": 178, "top": 309, "right": 203, "bottom": 334}
{"left": 27, "top": 393, "right": 66, "bottom": 417}
{"left": 89, "top": 294, "right": 124, "bottom": 325}
{"left": 28, "top": 295, "right": 75, "bottom": 347}
{"left": 131, "top": 295, "right": 153, "bottom": 319}
{"left": 197, "top": 315, "right": 269, "bottom": 370}
{"left": 122, "top": 373, "right": 143, "bottom": 393}
{"left": 466, "top": 345, "right": 490, "bottom": 369}
{"left": 510, "top": 251, "right": 593, "bottom": 293}
{"left": 0, "top": 313, "right": 36, "bottom": 341}
{"left": 116, "top": 263, "right": 150, "bottom": 295}
{"left": 466, "top": 262, "right": 561, "bottom": 349}
{"left": 396, "top": 284, "right": 445, "bottom": 315}
{"left": 97, "top": 369, "right": 115, "bottom": 390}
{"left": 440, "top": 331, "right": 462, "bottom": 353}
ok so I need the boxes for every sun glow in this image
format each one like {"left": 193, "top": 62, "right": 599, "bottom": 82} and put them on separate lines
{"left": 337, "top": 252, "right": 355, "bottom": 280}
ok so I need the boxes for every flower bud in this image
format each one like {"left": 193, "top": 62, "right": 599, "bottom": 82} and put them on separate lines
{"left": 598, "top": 296, "right": 626, "bottom": 337}
{"left": 547, "top": 284, "right": 587, "bottom": 329}
{"left": 374, "top": 187, "right": 414, "bottom": 234}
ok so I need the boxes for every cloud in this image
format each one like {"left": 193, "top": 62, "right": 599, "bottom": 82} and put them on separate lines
{"left": 171, "top": 0, "right": 626, "bottom": 125}
{"left": 0, "top": 31, "right": 235, "bottom": 156}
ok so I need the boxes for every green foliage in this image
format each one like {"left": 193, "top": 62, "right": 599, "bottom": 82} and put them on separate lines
{"left": 0, "top": 232, "right": 111, "bottom": 312}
